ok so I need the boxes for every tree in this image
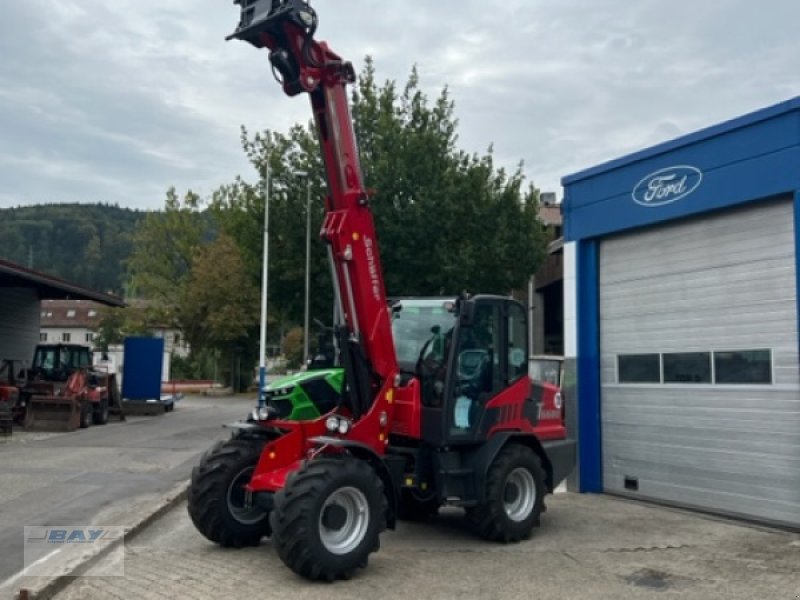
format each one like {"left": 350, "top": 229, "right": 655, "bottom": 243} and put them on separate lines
{"left": 281, "top": 326, "right": 305, "bottom": 370}
{"left": 181, "top": 234, "right": 260, "bottom": 355}
{"left": 126, "top": 187, "right": 206, "bottom": 328}
{"left": 93, "top": 304, "right": 153, "bottom": 352}
{"left": 351, "top": 58, "right": 547, "bottom": 296}
{"left": 210, "top": 127, "right": 333, "bottom": 343}
{"left": 0, "top": 203, "right": 145, "bottom": 294}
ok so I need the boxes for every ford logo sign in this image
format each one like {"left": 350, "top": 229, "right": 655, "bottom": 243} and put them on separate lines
{"left": 632, "top": 165, "right": 703, "bottom": 207}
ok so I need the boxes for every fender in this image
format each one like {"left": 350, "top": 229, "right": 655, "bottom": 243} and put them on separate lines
{"left": 225, "top": 421, "right": 284, "bottom": 442}
{"left": 310, "top": 436, "right": 402, "bottom": 529}
{"left": 464, "top": 432, "right": 559, "bottom": 501}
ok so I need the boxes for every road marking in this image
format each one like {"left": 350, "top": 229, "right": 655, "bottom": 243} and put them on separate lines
{"left": 0, "top": 547, "right": 63, "bottom": 592}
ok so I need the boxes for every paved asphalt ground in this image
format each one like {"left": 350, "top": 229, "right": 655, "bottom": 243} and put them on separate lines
{"left": 55, "top": 490, "right": 800, "bottom": 599}
{"left": 1, "top": 394, "right": 798, "bottom": 599}
{"left": 0, "top": 394, "right": 255, "bottom": 598}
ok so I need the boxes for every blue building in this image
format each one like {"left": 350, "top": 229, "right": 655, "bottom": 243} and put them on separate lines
{"left": 562, "top": 97, "right": 800, "bottom": 527}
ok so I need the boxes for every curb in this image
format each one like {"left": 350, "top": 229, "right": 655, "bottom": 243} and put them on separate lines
{"left": 16, "top": 480, "right": 190, "bottom": 600}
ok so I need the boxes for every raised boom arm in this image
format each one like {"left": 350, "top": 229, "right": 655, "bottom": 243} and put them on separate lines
{"left": 229, "top": 0, "right": 398, "bottom": 419}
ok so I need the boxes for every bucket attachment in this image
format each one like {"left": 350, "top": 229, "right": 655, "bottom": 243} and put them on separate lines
{"left": 24, "top": 394, "right": 81, "bottom": 432}
{"left": 24, "top": 371, "right": 85, "bottom": 432}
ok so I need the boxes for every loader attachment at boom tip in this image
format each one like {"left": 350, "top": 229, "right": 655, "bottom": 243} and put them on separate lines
{"left": 227, "top": 0, "right": 316, "bottom": 47}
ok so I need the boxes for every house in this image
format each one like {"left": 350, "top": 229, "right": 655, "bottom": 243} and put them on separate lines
{"left": 39, "top": 299, "right": 102, "bottom": 346}
{"left": 529, "top": 193, "right": 564, "bottom": 356}
{"left": 40, "top": 299, "right": 190, "bottom": 358}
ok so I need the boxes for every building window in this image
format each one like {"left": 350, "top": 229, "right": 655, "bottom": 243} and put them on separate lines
{"left": 40, "top": 332, "right": 47, "bottom": 342}
{"left": 714, "top": 349, "right": 772, "bottom": 384}
{"left": 663, "top": 352, "right": 711, "bottom": 384}
{"left": 67, "top": 310, "right": 76, "bottom": 318}
{"left": 88, "top": 310, "right": 97, "bottom": 318}
{"left": 618, "top": 354, "right": 660, "bottom": 383}
{"left": 174, "top": 333, "right": 181, "bottom": 346}
{"left": 86, "top": 333, "right": 94, "bottom": 343}
{"left": 62, "top": 333, "right": 71, "bottom": 342}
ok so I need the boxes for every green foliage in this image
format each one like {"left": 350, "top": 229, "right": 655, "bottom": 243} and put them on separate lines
{"left": 181, "top": 234, "right": 260, "bottom": 353}
{"left": 210, "top": 126, "right": 332, "bottom": 342}
{"left": 281, "top": 326, "right": 305, "bottom": 369}
{"left": 0, "top": 203, "right": 145, "bottom": 294}
{"left": 352, "top": 58, "right": 546, "bottom": 296}
{"left": 93, "top": 304, "right": 155, "bottom": 352}
{"left": 127, "top": 188, "right": 206, "bottom": 324}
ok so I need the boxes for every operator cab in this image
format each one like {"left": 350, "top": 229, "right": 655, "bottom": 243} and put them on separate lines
{"left": 30, "top": 344, "right": 92, "bottom": 382}
{"left": 393, "top": 295, "right": 530, "bottom": 446}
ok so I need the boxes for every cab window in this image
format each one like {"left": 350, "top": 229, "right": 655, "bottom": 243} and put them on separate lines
{"left": 507, "top": 303, "right": 527, "bottom": 383}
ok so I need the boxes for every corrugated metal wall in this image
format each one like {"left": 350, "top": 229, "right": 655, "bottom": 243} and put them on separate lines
{"left": 0, "top": 288, "right": 40, "bottom": 363}
{"left": 599, "top": 197, "right": 800, "bottom": 526}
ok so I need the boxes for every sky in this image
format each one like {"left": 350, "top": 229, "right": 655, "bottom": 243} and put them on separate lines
{"left": 1, "top": 0, "right": 799, "bottom": 210}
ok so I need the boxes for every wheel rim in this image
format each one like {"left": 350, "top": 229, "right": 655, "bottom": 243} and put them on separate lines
{"left": 503, "top": 467, "right": 536, "bottom": 522}
{"left": 319, "top": 486, "right": 370, "bottom": 555}
{"left": 226, "top": 466, "right": 266, "bottom": 525}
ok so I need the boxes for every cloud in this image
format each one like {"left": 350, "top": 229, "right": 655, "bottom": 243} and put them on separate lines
{"left": 0, "top": 0, "right": 799, "bottom": 209}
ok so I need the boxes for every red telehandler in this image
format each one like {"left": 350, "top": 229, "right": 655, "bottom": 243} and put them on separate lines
{"left": 188, "top": 0, "right": 576, "bottom": 581}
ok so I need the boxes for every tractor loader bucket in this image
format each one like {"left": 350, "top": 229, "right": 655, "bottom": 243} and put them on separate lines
{"left": 24, "top": 395, "right": 81, "bottom": 432}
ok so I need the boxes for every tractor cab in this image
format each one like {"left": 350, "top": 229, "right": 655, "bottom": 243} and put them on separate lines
{"left": 30, "top": 344, "right": 92, "bottom": 382}
{"left": 396, "top": 295, "right": 532, "bottom": 446}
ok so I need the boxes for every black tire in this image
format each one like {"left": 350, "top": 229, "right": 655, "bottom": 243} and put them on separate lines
{"left": 271, "top": 457, "right": 387, "bottom": 581}
{"left": 187, "top": 439, "right": 271, "bottom": 548}
{"left": 466, "top": 444, "right": 545, "bottom": 542}
{"left": 92, "top": 397, "right": 109, "bottom": 425}
{"left": 79, "top": 400, "right": 92, "bottom": 429}
{"left": 398, "top": 488, "right": 440, "bottom": 521}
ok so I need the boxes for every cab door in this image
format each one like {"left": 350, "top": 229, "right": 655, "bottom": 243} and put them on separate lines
{"left": 444, "top": 298, "right": 532, "bottom": 443}
{"left": 444, "top": 299, "right": 503, "bottom": 441}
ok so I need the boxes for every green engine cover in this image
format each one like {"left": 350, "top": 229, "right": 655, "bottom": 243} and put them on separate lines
{"left": 264, "top": 368, "right": 343, "bottom": 420}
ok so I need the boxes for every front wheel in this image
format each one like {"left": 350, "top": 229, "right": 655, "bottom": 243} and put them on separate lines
{"left": 187, "top": 439, "right": 271, "bottom": 548}
{"left": 466, "top": 444, "right": 545, "bottom": 542}
{"left": 271, "top": 457, "right": 387, "bottom": 581}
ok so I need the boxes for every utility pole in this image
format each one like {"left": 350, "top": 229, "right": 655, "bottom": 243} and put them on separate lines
{"left": 303, "top": 177, "right": 312, "bottom": 368}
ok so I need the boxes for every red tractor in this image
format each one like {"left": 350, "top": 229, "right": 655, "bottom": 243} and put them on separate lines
{"left": 188, "top": 0, "right": 575, "bottom": 581}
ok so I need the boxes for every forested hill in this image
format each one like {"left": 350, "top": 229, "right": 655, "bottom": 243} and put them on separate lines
{"left": 0, "top": 203, "right": 147, "bottom": 295}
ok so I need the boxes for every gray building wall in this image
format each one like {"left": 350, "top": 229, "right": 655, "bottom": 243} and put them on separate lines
{"left": 0, "top": 287, "right": 40, "bottom": 363}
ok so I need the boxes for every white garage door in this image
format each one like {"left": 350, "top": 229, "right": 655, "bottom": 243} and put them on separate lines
{"left": 599, "top": 196, "right": 800, "bottom": 526}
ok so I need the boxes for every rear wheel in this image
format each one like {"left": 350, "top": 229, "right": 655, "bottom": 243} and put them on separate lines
{"left": 79, "top": 400, "right": 92, "bottom": 429}
{"left": 466, "top": 444, "right": 545, "bottom": 542}
{"left": 187, "top": 439, "right": 271, "bottom": 548}
{"left": 271, "top": 457, "right": 387, "bottom": 581}
{"left": 92, "top": 397, "right": 109, "bottom": 425}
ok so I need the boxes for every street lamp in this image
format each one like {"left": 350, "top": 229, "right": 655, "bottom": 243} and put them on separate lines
{"left": 257, "top": 157, "right": 271, "bottom": 409}
{"left": 293, "top": 170, "right": 312, "bottom": 368}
